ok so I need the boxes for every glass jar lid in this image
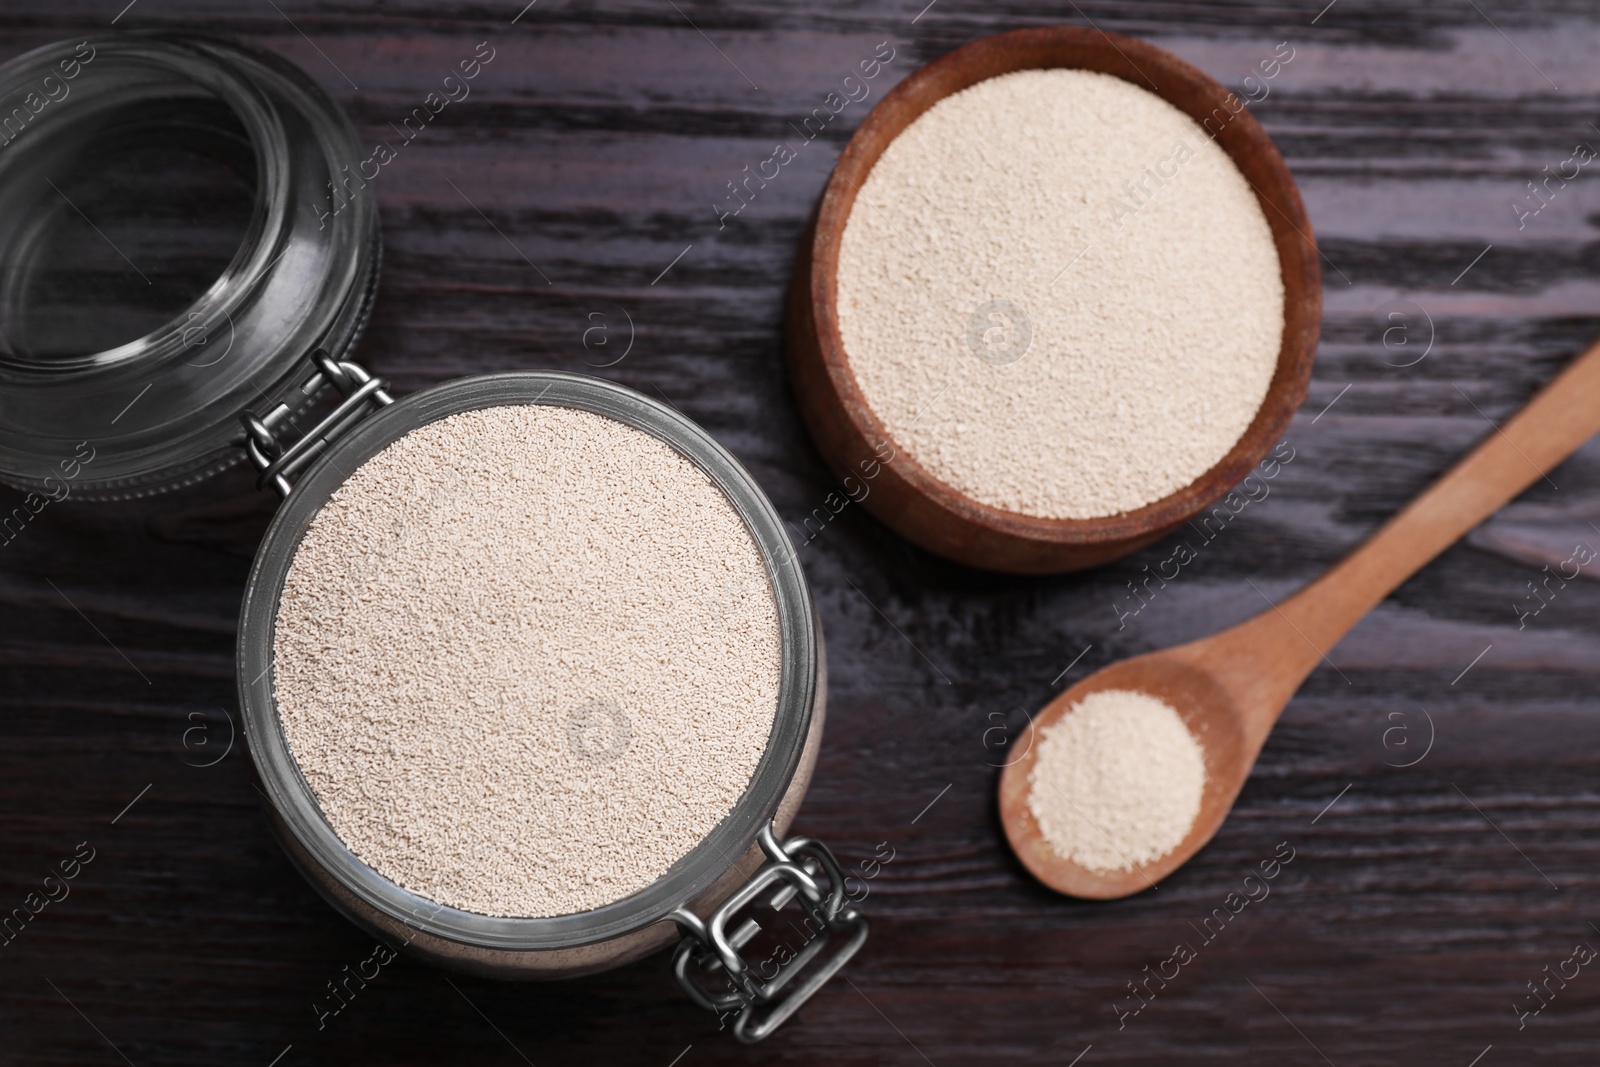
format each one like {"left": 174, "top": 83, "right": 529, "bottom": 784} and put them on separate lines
{"left": 0, "top": 33, "right": 378, "bottom": 498}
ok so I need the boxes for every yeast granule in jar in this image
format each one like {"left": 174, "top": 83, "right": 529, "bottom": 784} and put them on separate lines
{"left": 271, "top": 404, "right": 783, "bottom": 919}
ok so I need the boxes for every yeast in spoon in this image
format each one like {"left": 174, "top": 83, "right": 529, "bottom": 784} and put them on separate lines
{"left": 1027, "top": 689, "right": 1206, "bottom": 871}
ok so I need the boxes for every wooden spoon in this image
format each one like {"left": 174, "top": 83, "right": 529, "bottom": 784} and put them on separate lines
{"left": 999, "top": 338, "right": 1600, "bottom": 899}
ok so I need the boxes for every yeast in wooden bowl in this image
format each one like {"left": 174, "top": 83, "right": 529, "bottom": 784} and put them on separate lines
{"left": 786, "top": 27, "right": 1321, "bottom": 574}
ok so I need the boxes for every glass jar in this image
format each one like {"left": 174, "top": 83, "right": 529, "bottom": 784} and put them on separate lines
{"left": 0, "top": 33, "right": 866, "bottom": 1043}
{"left": 239, "top": 359, "right": 866, "bottom": 1042}
{"left": 0, "top": 33, "right": 378, "bottom": 498}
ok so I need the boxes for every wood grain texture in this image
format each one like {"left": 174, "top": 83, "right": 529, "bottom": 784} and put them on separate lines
{"left": 2, "top": 1, "right": 1599, "bottom": 1065}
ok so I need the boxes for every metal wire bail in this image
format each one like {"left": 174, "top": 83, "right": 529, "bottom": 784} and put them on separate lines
{"left": 670, "top": 824, "right": 869, "bottom": 1043}
{"left": 241, "top": 350, "right": 394, "bottom": 496}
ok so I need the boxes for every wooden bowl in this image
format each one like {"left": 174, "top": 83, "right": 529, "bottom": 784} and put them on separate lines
{"left": 785, "top": 27, "right": 1321, "bottom": 574}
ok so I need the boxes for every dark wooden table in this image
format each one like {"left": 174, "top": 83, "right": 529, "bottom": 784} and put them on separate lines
{"left": 4, "top": 1, "right": 1600, "bottom": 1063}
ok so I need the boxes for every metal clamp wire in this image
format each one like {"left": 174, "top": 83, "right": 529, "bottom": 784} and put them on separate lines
{"left": 670, "top": 822, "right": 869, "bottom": 1043}
{"left": 241, "top": 349, "right": 394, "bottom": 495}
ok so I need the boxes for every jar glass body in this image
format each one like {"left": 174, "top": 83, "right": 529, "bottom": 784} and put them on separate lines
{"left": 238, "top": 372, "right": 828, "bottom": 976}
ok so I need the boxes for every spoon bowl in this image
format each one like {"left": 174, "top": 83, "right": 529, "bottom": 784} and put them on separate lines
{"left": 999, "top": 651, "right": 1251, "bottom": 899}
{"left": 999, "top": 334, "right": 1600, "bottom": 899}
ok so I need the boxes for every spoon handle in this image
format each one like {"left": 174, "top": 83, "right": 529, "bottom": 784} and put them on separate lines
{"left": 1201, "top": 336, "right": 1600, "bottom": 736}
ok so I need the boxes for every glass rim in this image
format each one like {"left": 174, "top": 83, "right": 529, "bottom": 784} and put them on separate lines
{"left": 0, "top": 33, "right": 290, "bottom": 375}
